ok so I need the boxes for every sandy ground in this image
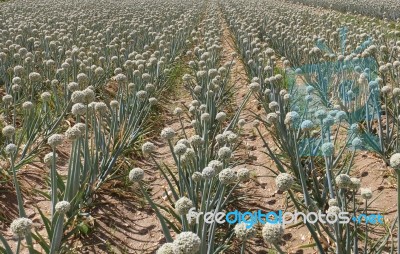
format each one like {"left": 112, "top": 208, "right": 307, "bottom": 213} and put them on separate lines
{"left": 0, "top": 2, "right": 398, "bottom": 254}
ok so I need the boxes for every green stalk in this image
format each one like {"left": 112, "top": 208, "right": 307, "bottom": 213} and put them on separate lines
{"left": 288, "top": 190, "right": 325, "bottom": 254}
{"left": 0, "top": 233, "right": 13, "bottom": 254}
{"left": 342, "top": 189, "right": 350, "bottom": 253}
{"left": 397, "top": 172, "right": 400, "bottom": 254}
{"left": 139, "top": 184, "right": 173, "bottom": 242}
{"left": 221, "top": 181, "right": 240, "bottom": 207}
{"left": 325, "top": 156, "right": 335, "bottom": 199}
{"left": 207, "top": 186, "right": 226, "bottom": 254}
{"left": 49, "top": 214, "right": 64, "bottom": 254}
{"left": 272, "top": 242, "right": 285, "bottom": 254}
{"left": 293, "top": 129, "right": 312, "bottom": 207}
{"left": 179, "top": 116, "right": 188, "bottom": 140}
{"left": 150, "top": 155, "right": 179, "bottom": 200}
{"left": 10, "top": 155, "right": 33, "bottom": 254}
{"left": 345, "top": 151, "right": 356, "bottom": 175}
{"left": 353, "top": 192, "right": 359, "bottom": 254}
{"left": 335, "top": 222, "right": 342, "bottom": 254}
{"left": 11, "top": 155, "right": 26, "bottom": 217}
{"left": 16, "top": 239, "right": 21, "bottom": 254}
{"left": 50, "top": 147, "right": 58, "bottom": 218}
{"left": 12, "top": 96, "right": 16, "bottom": 127}
{"left": 240, "top": 239, "right": 246, "bottom": 254}
{"left": 199, "top": 180, "right": 210, "bottom": 252}
{"left": 364, "top": 200, "right": 368, "bottom": 254}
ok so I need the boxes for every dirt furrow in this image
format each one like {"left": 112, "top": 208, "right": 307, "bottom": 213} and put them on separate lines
{"left": 218, "top": 9, "right": 318, "bottom": 253}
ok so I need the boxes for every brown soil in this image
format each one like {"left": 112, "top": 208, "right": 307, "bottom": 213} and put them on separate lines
{"left": 0, "top": 3, "right": 398, "bottom": 254}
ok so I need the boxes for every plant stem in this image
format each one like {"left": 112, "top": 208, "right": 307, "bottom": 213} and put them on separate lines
{"left": 272, "top": 242, "right": 285, "bottom": 254}
{"left": 353, "top": 192, "right": 358, "bottom": 254}
{"left": 207, "top": 186, "right": 226, "bottom": 253}
{"left": 240, "top": 239, "right": 246, "bottom": 254}
{"left": 49, "top": 214, "right": 64, "bottom": 254}
{"left": 139, "top": 183, "right": 173, "bottom": 242}
{"left": 397, "top": 172, "right": 400, "bottom": 254}
{"left": 50, "top": 147, "right": 58, "bottom": 218}
{"left": 11, "top": 155, "right": 26, "bottom": 217}
{"left": 325, "top": 156, "right": 335, "bottom": 199}
{"left": 364, "top": 200, "right": 368, "bottom": 254}
{"left": 16, "top": 238, "right": 21, "bottom": 254}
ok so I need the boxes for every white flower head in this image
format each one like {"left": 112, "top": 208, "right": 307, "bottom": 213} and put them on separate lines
{"left": 268, "top": 101, "right": 279, "bottom": 111}
{"left": 215, "top": 112, "right": 227, "bottom": 122}
{"left": 40, "top": 92, "right": 51, "bottom": 102}
{"left": 129, "top": 168, "right": 144, "bottom": 182}
{"left": 174, "top": 143, "right": 187, "bottom": 156}
{"left": 284, "top": 111, "right": 300, "bottom": 126}
{"left": 175, "top": 197, "right": 193, "bottom": 215}
{"left": 208, "top": 160, "right": 223, "bottom": 173}
{"left": 352, "top": 137, "right": 363, "bottom": 149}
{"left": 266, "top": 113, "right": 278, "bottom": 124}
{"left": 110, "top": 100, "right": 119, "bottom": 109}
{"left": 301, "top": 120, "right": 313, "bottom": 131}
{"left": 156, "top": 243, "right": 174, "bottom": 254}
{"left": 361, "top": 188, "right": 373, "bottom": 200}
{"left": 226, "top": 131, "right": 238, "bottom": 144}
{"left": 142, "top": 142, "right": 156, "bottom": 155}
{"left": 115, "top": 73, "right": 127, "bottom": 83}
{"left": 55, "top": 201, "right": 71, "bottom": 214}
{"left": 219, "top": 168, "right": 237, "bottom": 185}
{"left": 5, "top": 143, "right": 17, "bottom": 155}
{"left": 238, "top": 119, "right": 246, "bottom": 127}
{"left": 71, "top": 103, "right": 86, "bottom": 116}
{"left": 2, "top": 94, "right": 13, "bottom": 104}
{"left": 174, "top": 107, "right": 183, "bottom": 116}
{"left": 327, "top": 206, "right": 341, "bottom": 216}
{"left": 202, "top": 166, "right": 216, "bottom": 179}
{"left": 350, "top": 177, "right": 361, "bottom": 190}
{"left": 22, "top": 101, "right": 34, "bottom": 111}
{"left": 177, "top": 139, "right": 190, "bottom": 148}
{"left": 95, "top": 102, "right": 108, "bottom": 115}
{"left": 77, "top": 73, "right": 89, "bottom": 85}
{"left": 218, "top": 147, "right": 232, "bottom": 160}
{"left": 262, "top": 223, "right": 283, "bottom": 243}
{"left": 28, "top": 72, "right": 41, "bottom": 82}
{"left": 10, "top": 218, "right": 32, "bottom": 238}
{"left": 161, "top": 127, "right": 175, "bottom": 140}
{"left": 335, "top": 174, "right": 352, "bottom": 189}
{"left": 82, "top": 88, "right": 95, "bottom": 104}
{"left": 234, "top": 222, "right": 257, "bottom": 240}
{"left": 48, "top": 134, "right": 64, "bottom": 148}
{"left": 2, "top": 125, "right": 15, "bottom": 138}
{"left": 149, "top": 97, "right": 158, "bottom": 105}
{"left": 275, "top": 173, "right": 294, "bottom": 191}
{"left": 192, "top": 172, "right": 202, "bottom": 182}
{"left": 172, "top": 232, "right": 201, "bottom": 254}
{"left": 74, "top": 123, "right": 86, "bottom": 133}
{"left": 67, "top": 82, "right": 79, "bottom": 92}
{"left": 215, "top": 134, "right": 226, "bottom": 145}
{"left": 390, "top": 153, "right": 400, "bottom": 169}
{"left": 189, "top": 135, "right": 203, "bottom": 147}
{"left": 328, "top": 199, "right": 338, "bottom": 206}
{"left": 237, "top": 168, "right": 250, "bottom": 181}
{"left": 249, "top": 82, "right": 261, "bottom": 92}
{"left": 315, "top": 109, "right": 327, "bottom": 120}
{"left": 201, "top": 113, "right": 210, "bottom": 122}
{"left": 321, "top": 142, "right": 334, "bottom": 156}
{"left": 65, "top": 126, "right": 82, "bottom": 140}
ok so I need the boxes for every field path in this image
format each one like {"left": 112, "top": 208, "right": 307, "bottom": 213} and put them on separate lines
{"left": 218, "top": 7, "right": 325, "bottom": 253}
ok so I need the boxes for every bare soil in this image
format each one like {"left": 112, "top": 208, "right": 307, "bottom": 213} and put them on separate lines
{"left": 0, "top": 3, "right": 398, "bottom": 254}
